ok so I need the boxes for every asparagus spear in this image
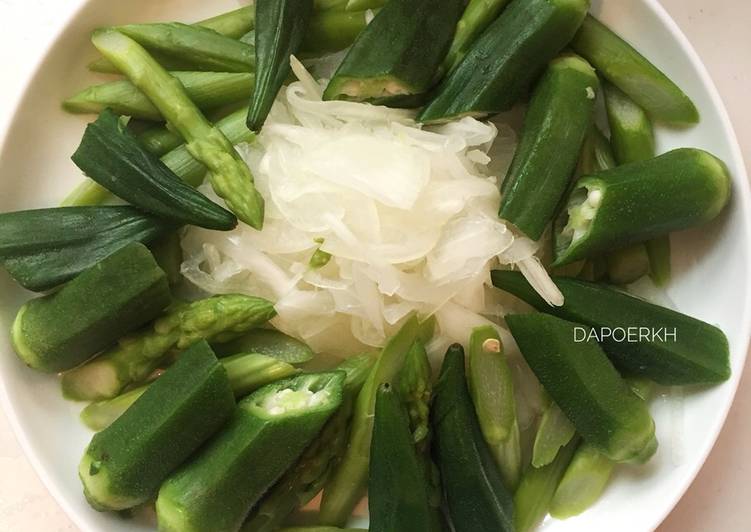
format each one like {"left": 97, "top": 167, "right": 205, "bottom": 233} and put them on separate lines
{"left": 319, "top": 315, "right": 420, "bottom": 526}
{"left": 277, "top": 528, "right": 366, "bottom": 532}
{"left": 468, "top": 326, "right": 521, "bottom": 489}
{"left": 242, "top": 354, "right": 374, "bottom": 532}
{"left": 138, "top": 127, "right": 184, "bottom": 157}
{"left": 302, "top": 9, "right": 373, "bottom": 55}
{"left": 88, "top": 6, "right": 256, "bottom": 73}
{"left": 531, "top": 398, "right": 575, "bottom": 468}
{"left": 345, "top": 0, "right": 385, "bottom": 10}
{"left": 91, "top": 30, "right": 265, "bottom": 228}
{"left": 61, "top": 295, "right": 277, "bottom": 401}
{"left": 64, "top": 72, "right": 255, "bottom": 121}
{"left": 81, "top": 352, "right": 298, "bottom": 431}
{"left": 442, "top": 0, "right": 511, "bottom": 73}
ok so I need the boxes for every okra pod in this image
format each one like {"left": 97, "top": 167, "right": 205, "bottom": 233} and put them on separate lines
{"left": 0, "top": 206, "right": 173, "bottom": 291}
{"left": 64, "top": 72, "right": 255, "bottom": 121}
{"left": 467, "top": 326, "right": 521, "bottom": 489}
{"left": 11, "top": 243, "right": 171, "bottom": 373}
{"left": 324, "top": 0, "right": 464, "bottom": 104}
{"left": 149, "top": 232, "right": 183, "bottom": 286}
{"left": 432, "top": 344, "right": 514, "bottom": 532}
{"left": 572, "top": 15, "right": 699, "bottom": 124}
{"left": 81, "top": 353, "right": 297, "bottom": 431}
{"left": 531, "top": 399, "right": 575, "bottom": 468}
{"left": 578, "top": 125, "right": 616, "bottom": 176}
{"left": 605, "top": 243, "right": 650, "bottom": 285}
{"left": 319, "top": 315, "right": 420, "bottom": 526}
{"left": 72, "top": 109, "right": 237, "bottom": 231}
{"left": 553, "top": 148, "right": 731, "bottom": 266}
{"left": 506, "top": 313, "right": 657, "bottom": 463}
{"left": 442, "top": 0, "right": 512, "bottom": 73}
{"left": 418, "top": 0, "right": 590, "bottom": 123}
{"left": 156, "top": 372, "right": 345, "bottom": 532}
{"left": 243, "top": 355, "right": 373, "bottom": 532}
{"left": 513, "top": 438, "right": 578, "bottom": 532}
{"left": 499, "top": 54, "right": 599, "bottom": 240}
{"left": 92, "top": 29, "right": 265, "bottom": 229}
{"left": 79, "top": 341, "right": 235, "bottom": 511}
{"left": 214, "top": 328, "right": 315, "bottom": 364}
{"left": 369, "top": 384, "right": 436, "bottom": 532}
{"left": 61, "top": 294, "right": 277, "bottom": 401}
{"left": 493, "top": 270, "right": 731, "bottom": 384}
{"left": 247, "top": 0, "right": 315, "bottom": 131}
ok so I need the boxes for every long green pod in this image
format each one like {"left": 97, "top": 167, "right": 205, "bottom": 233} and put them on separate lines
{"left": 242, "top": 355, "right": 374, "bottom": 532}
{"left": 467, "top": 326, "right": 521, "bottom": 489}
{"left": 248, "top": 0, "right": 315, "bottom": 131}
{"left": 499, "top": 54, "right": 599, "bottom": 240}
{"left": 572, "top": 15, "right": 699, "bottom": 124}
{"left": 432, "top": 344, "right": 514, "bottom": 532}
{"left": 605, "top": 244, "right": 651, "bottom": 285}
{"left": 0, "top": 207, "right": 174, "bottom": 291}
{"left": 61, "top": 295, "right": 277, "bottom": 401}
{"left": 11, "top": 243, "right": 171, "bottom": 373}
{"left": 72, "top": 110, "right": 237, "bottom": 230}
{"left": 417, "top": 0, "right": 590, "bottom": 123}
{"left": 369, "top": 384, "right": 436, "bottom": 532}
{"left": 64, "top": 72, "right": 255, "bottom": 121}
{"left": 505, "top": 313, "right": 657, "bottom": 464}
{"left": 81, "top": 353, "right": 297, "bottom": 431}
{"left": 319, "top": 315, "right": 420, "bottom": 526}
{"left": 92, "top": 29, "right": 265, "bottom": 229}
{"left": 442, "top": 0, "right": 512, "bottom": 73}
{"left": 79, "top": 341, "right": 235, "bottom": 511}
{"left": 513, "top": 438, "right": 578, "bottom": 532}
{"left": 214, "top": 328, "right": 315, "bottom": 364}
{"left": 156, "top": 372, "right": 345, "bottom": 532}
{"left": 301, "top": 9, "right": 373, "bottom": 55}
{"left": 532, "top": 399, "right": 576, "bottom": 468}
{"left": 324, "top": 0, "right": 464, "bottom": 105}
{"left": 579, "top": 125, "right": 616, "bottom": 175}
{"left": 554, "top": 148, "right": 731, "bottom": 266}
{"left": 88, "top": 6, "right": 256, "bottom": 73}
{"left": 493, "top": 270, "right": 731, "bottom": 384}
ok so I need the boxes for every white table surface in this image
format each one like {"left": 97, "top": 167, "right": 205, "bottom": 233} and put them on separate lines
{"left": 0, "top": 1, "right": 749, "bottom": 531}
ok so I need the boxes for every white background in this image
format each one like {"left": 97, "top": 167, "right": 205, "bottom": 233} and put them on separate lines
{"left": 0, "top": 0, "right": 749, "bottom": 531}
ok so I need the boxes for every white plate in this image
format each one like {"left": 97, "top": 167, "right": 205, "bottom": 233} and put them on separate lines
{"left": 0, "top": 0, "right": 749, "bottom": 531}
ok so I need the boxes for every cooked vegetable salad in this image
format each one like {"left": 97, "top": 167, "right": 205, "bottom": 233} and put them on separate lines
{"left": 0, "top": 0, "right": 736, "bottom": 531}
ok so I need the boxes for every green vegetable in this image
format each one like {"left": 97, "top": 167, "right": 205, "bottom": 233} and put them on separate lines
{"left": 11, "top": 243, "right": 170, "bottom": 373}
{"left": 578, "top": 125, "right": 616, "bottom": 175}
{"left": 242, "top": 355, "right": 373, "bottom": 532}
{"left": 572, "top": 15, "right": 699, "bottom": 124}
{"left": 302, "top": 9, "right": 373, "bottom": 55}
{"left": 64, "top": 72, "right": 255, "bottom": 121}
{"left": 61, "top": 294, "right": 276, "bottom": 401}
{"left": 432, "top": 344, "right": 514, "bottom": 532}
{"left": 505, "top": 313, "right": 657, "bottom": 464}
{"left": 92, "top": 29, "right": 265, "bottom": 229}
{"left": 81, "top": 352, "right": 298, "bottom": 431}
{"left": 138, "top": 127, "right": 184, "bottom": 157}
{"left": 344, "top": 0, "right": 384, "bottom": 10}
{"left": 499, "top": 54, "right": 599, "bottom": 240}
{"left": 467, "top": 326, "right": 521, "bottom": 489}
{"left": 513, "top": 438, "right": 578, "bottom": 532}
{"left": 247, "top": 0, "right": 315, "bottom": 131}
{"left": 369, "top": 384, "right": 436, "bottom": 532}
{"left": 323, "top": 0, "right": 464, "bottom": 104}
{"left": 277, "top": 529, "right": 366, "bottom": 532}
{"left": 88, "top": 6, "right": 256, "bottom": 73}
{"left": 149, "top": 232, "right": 183, "bottom": 286}
{"left": 0, "top": 207, "right": 173, "bottom": 291}
{"left": 319, "top": 315, "right": 420, "bottom": 526}
{"left": 214, "top": 328, "right": 315, "bottom": 364}
{"left": 79, "top": 341, "right": 235, "bottom": 511}
{"left": 72, "top": 109, "right": 237, "bottom": 230}
{"left": 605, "top": 244, "right": 650, "bottom": 285}
{"left": 417, "top": 0, "right": 590, "bottom": 124}
{"left": 532, "top": 399, "right": 575, "bottom": 468}
{"left": 493, "top": 270, "right": 731, "bottom": 384}
{"left": 442, "top": 0, "right": 512, "bottom": 73}
{"left": 554, "top": 148, "right": 731, "bottom": 266}
{"left": 156, "top": 372, "right": 345, "bottom": 532}
{"left": 646, "top": 237, "right": 672, "bottom": 286}
{"left": 116, "top": 23, "right": 255, "bottom": 73}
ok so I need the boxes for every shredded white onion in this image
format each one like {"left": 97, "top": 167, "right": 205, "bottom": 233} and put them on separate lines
{"left": 181, "top": 59, "right": 561, "bottom": 355}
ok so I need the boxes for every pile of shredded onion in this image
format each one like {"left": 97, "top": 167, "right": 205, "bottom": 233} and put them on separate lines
{"left": 181, "top": 58, "right": 562, "bottom": 361}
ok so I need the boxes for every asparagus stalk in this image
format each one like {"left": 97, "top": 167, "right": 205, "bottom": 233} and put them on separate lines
{"left": 319, "top": 315, "right": 420, "bottom": 526}
{"left": 345, "top": 0, "right": 385, "bottom": 11}
{"left": 531, "top": 398, "right": 575, "bottom": 468}
{"left": 301, "top": 9, "right": 373, "bottom": 55}
{"left": 64, "top": 72, "right": 255, "bottom": 121}
{"left": 468, "top": 326, "right": 521, "bottom": 489}
{"left": 81, "top": 352, "right": 298, "bottom": 431}
{"left": 89, "top": 6, "right": 256, "bottom": 73}
{"left": 61, "top": 295, "right": 277, "bottom": 401}
{"left": 278, "top": 528, "right": 366, "bottom": 532}
{"left": 242, "top": 354, "right": 374, "bottom": 532}
{"left": 442, "top": 0, "right": 511, "bottom": 73}
{"left": 138, "top": 127, "right": 184, "bottom": 157}
{"left": 91, "top": 30, "right": 265, "bottom": 228}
